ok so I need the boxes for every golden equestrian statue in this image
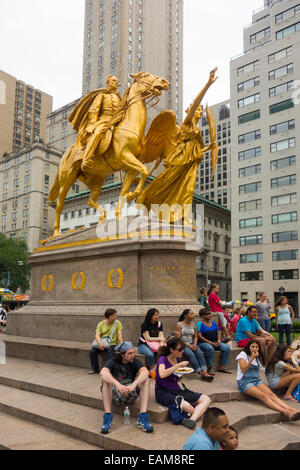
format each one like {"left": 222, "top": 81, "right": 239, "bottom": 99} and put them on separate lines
{"left": 136, "top": 68, "right": 219, "bottom": 224}
{"left": 48, "top": 72, "right": 169, "bottom": 237}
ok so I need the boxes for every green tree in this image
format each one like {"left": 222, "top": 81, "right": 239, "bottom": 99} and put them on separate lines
{"left": 0, "top": 234, "right": 31, "bottom": 292}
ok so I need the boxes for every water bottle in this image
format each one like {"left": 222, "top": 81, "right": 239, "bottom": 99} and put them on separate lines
{"left": 124, "top": 406, "right": 130, "bottom": 425}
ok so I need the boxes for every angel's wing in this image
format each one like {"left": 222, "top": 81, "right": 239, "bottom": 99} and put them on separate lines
{"left": 140, "top": 110, "right": 179, "bottom": 163}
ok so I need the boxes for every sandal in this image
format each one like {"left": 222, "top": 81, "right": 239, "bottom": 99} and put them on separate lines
{"left": 217, "top": 368, "right": 232, "bottom": 374}
{"left": 283, "top": 396, "right": 298, "bottom": 403}
{"left": 207, "top": 368, "right": 215, "bottom": 376}
{"left": 290, "top": 411, "right": 300, "bottom": 421}
{"left": 201, "top": 375, "right": 214, "bottom": 382}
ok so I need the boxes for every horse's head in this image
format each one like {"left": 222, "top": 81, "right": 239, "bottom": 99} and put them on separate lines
{"left": 130, "top": 71, "right": 169, "bottom": 98}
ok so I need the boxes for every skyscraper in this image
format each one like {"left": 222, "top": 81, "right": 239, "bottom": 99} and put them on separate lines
{"left": 196, "top": 100, "right": 231, "bottom": 209}
{"left": 82, "top": 0, "right": 183, "bottom": 121}
{"left": 230, "top": 0, "right": 300, "bottom": 313}
{"left": 0, "top": 69, "right": 53, "bottom": 157}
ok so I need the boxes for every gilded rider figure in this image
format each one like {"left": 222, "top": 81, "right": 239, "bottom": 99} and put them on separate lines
{"left": 68, "top": 75, "right": 122, "bottom": 171}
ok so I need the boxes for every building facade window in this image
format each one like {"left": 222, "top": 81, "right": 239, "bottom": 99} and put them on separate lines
{"left": 239, "top": 164, "right": 261, "bottom": 178}
{"left": 269, "top": 99, "right": 294, "bottom": 115}
{"left": 239, "top": 181, "right": 262, "bottom": 194}
{"left": 239, "top": 217, "right": 263, "bottom": 229}
{"left": 273, "top": 250, "right": 298, "bottom": 261}
{"left": 269, "top": 63, "right": 293, "bottom": 80}
{"left": 240, "top": 271, "right": 263, "bottom": 281}
{"left": 239, "top": 199, "right": 262, "bottom": 212}
{"left": 272, "top": 212, "right": 297, "bottom": 224}
{"left": 239, "top": 147, "right": 261, "bottom": 161}
{"left": 271, "top": 174, "right": 296, "bottom": 188}
{"left": 273, "top": 270, "right": 299, "bottom": 280}
{"left": 270, "top": 138, "right": 295, "bottom": 153}
{"left": 271, "top": 193, "right": 297, "bottom": 206}
{"left": 272, "top": 231, "right": 298, "bottom": 243}
{"left": 270, "top": 120, "right": 295, "bottom": 135}
{"left": 240, "top": 235, "right": 263, "bottom": 246}
{"left": 240, "top": 253, "right": 263, "bottom": 264}
{"left": 238, "top": 110, "right": 261, "bottom": 125}
{"left": 276, "top": 21, "right": 300, "bottom": 40}
{"left": 238, "top": 129, "right": 261, "bottom": 144}
{"left": 269, "top": 81, "right": 294, "bottom": 97}
{"left": 237, "top": 76, "right": 260, "bottom": 92}
{"left": 270, "top": 155, "right": 296, "bottom": 171}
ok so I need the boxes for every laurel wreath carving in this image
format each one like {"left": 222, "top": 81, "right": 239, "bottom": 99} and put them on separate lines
{"left": 72, "top": 272, "right": 86, "bottom": 291}
{"left": 107, "top": 269, "right": 124, "bottom": 289}
{"left": 41, "top": 274, "right": 54, "bottom": 292}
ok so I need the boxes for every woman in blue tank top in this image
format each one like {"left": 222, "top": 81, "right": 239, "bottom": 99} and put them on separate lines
{"left": 197, "top": 308, "right": 232, "bottom": 374}
{"left": 275, "top": 296, "right": 295, "bottom": 346}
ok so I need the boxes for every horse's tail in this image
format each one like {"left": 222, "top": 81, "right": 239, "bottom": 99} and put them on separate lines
{"left": 48, "top": 170, "right": 60, "bottom": 204}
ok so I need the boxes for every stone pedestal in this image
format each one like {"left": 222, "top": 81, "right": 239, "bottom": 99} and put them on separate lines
{"left": 6, "top": 221, "right": 203, "bottom": 344}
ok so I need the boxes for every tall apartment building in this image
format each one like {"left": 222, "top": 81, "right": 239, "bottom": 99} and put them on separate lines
{"left": 230, "top": 0, "right": 300, "bottom": 314}
{"left": 47, "top": 98, "right": 79, "bottom": 154}
{"left": 0, "top": 69, "right": 53, "bottom": 157}
{"left": 83, "top": 0, "right": 183, "bottom": 121}
{"left": 196, "top": 100, "right": 231, "bottom": 209}
{"left": 0, "top": 144, "right": 62, "bottom": 252}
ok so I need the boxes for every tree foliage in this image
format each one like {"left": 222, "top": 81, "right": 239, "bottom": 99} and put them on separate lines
{"left": 0, "top": 234, "right": 31, "bottom": 293}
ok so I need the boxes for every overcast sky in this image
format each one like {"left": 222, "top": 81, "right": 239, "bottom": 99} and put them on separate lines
{"left": 0, "top": 0, "right": 263, "bottom": 111}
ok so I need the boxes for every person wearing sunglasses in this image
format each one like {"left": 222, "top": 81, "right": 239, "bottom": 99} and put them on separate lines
{"left": 155, "top": 336, "right": 211, "bottom": 430}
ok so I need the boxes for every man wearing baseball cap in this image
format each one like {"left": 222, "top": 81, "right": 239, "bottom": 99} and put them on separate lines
{"left": 100, "top": 342, "right": 153, "bottom": 434}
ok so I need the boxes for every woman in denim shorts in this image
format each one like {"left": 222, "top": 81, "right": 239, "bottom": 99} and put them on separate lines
{"left": 236, "top": 340, "right": 300, "bottom": 421}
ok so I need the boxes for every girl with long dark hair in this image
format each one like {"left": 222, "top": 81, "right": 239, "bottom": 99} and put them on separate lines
{"left": 138, "top": 308, "right": 166, "bottom": 377}
{"left": 236, "top": 340, "right": 300, "bottom": 420}
{"left": 265, "top": 344, "right": 300, "bottom": 401}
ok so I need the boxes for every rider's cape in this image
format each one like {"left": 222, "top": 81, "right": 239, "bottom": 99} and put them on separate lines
{"left": 68, "top": 89, "right": 122, "bottom": 134}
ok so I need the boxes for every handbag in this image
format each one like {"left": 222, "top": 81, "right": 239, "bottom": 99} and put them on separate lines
{"left": 139, "top": 321, "right": 162, "bottom": 352}
{"left": 92, "top": 320, "right": 117, "bottom": 350}
{"left": 158, "top": 382, "right": 200, "bottom": 404}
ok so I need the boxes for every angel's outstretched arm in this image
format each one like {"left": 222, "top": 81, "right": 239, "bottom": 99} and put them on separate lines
{"left": 183, "top": 68, "right": 218, "bottom": 126}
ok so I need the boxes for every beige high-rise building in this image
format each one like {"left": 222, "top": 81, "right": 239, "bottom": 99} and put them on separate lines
{"left": 83, "top": 0, "right": 183, "bottom": 121}
{"left": 230, "top": 0, "right": 300, "bottom": 315}
{"left": 0, "top": 143, "right": 62, "bottom": 252}
{"left": 196, "top": 100, "right": 231, "bottom": 209}
{"left": 0, "top": 69, "right": 53, "bottom": 158}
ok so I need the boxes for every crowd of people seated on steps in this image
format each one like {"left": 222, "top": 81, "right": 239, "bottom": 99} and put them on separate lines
{"left": 88, "top": 287, "right": 300, "bottom": 440}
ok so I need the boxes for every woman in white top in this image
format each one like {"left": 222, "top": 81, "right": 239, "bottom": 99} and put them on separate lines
{"left": 236, "top": 340, "right": 300, "bottom": 421}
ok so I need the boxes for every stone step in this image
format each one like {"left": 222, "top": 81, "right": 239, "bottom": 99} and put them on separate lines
{"left": 1, "top": 357, "right": 300, "bottom": 449}
{"left": 0, "top": 334, "right": 146, "bottom": 369}
{"left": 0, "top": 412, "right": 101, "bottom": 450}
{"left": 1, "top": 381, "right": 298, "bottom": 450}
{"left": 0, "top": 334, "right": 241, "bottom": 370}
{"left": 0, "top": 357, "right": 246, "bottom": 424}
{"left": 238, "top": 422, "right": 300, "bottom": 450}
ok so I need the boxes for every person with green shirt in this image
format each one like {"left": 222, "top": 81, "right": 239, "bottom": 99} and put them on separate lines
{"left": 89, "top": 308, "right": 123, "bottom": 374}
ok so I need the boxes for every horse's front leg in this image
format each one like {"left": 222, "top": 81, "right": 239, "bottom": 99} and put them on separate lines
{"left": 116, "top": 169, "right": 138, "bottom": 220}
{"left": 121, "top": 151, "right": 149, "bottom": 201}
{"left": 86, "top": 177, "right": 107, "bottom": 223}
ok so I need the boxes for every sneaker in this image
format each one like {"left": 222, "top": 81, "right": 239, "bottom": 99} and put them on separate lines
{"left": 137, "top": 412, "right": 154, "bottom": 433}
{"left": 100, "top": 412, "right": 113, "bottom": 434}
{"left": 182, "top": 418, "right": 196, "bottom": 430}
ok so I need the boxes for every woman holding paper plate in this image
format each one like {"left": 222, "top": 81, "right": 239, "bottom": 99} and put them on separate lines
{"left": 155, "top": 336, "right": 211, "bottom": 430}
